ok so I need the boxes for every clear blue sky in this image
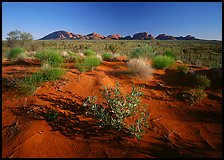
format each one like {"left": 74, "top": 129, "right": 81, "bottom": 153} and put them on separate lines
{"left": 2, "top": 2, "right": 222, "bottom": 40}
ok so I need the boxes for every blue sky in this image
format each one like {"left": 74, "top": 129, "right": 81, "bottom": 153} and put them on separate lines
{"left": 2, "top": 2, "right": 222, "bottom": 40}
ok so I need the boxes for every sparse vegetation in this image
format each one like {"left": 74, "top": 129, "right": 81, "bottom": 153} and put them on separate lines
{"left": 152, "top": 55, "right": 175, "bottom": 69}
{"left": 83, "top": 83, "right": 149, "bottom": 141}
{"left": 127, "top": 58, "right": 154, "bottom": 77}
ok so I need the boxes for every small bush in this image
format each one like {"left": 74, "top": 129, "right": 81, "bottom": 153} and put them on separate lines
{"left": 164, "top": 50, "right": 176, "bottom": 59}
{"left": 152, "top": 55, "right": 175, "bottom": 69}
{"left": 127, "top": 58, "right": 154, "bottom": 77}
{"left": 102, "top": 52, "right": 113, "bottom": 61}
{"left": 129, "top": 45, "right": 155, "bottom": 59}
{"left": 195, "top": 75, "right": 211, "bottom": 89}
{"left": 177, "top": 89, "right": 206, "bottom": 105}
{"left": 6, "top": 47, "right": 25, "bottom": 60}
{"left": 16, "top": 52, "right": 28, "bottom": 62}
{"left": 35, "top": 50, "right": 64, "bottom": 67}
{"left": 84, "top": 49, "right": 95, "bottom": 57}
{"left": 83, "top": 83, "right": 149, "bottom": 141}
{"left": 176, "top": 65, "right": 189, "bottom": 74}
{"left": 76, "top": 56, "right": 101, "bottom": 72}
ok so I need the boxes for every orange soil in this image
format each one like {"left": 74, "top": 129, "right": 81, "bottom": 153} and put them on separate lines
{"left": 2, "top": 59, "right": 222, "bottom": 158}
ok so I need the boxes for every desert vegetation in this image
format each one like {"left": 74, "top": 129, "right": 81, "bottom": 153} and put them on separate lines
{"left": 2, "top": 30, "right": 222, "bottom": 158}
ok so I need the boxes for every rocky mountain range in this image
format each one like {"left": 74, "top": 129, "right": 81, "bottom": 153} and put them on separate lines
{"left": 39, "top": 30, "right": 199, "bottom": 40}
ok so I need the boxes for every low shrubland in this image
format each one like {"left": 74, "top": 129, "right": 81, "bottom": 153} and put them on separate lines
{"left": 83, "top": 83, "right": 149, "bottom": 141}
{"left": 127, "top": 58, "right": 154, "bottom": 77}
{"left": 152, "top": 55, "right": 175, "bottom": 69}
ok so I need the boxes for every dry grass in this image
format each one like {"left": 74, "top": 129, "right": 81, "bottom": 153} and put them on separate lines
{"left": 127, "top": 58, "right": 154, "bottom": 77}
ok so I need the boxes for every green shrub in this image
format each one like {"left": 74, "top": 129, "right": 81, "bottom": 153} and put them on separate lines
{"left": 164, "top": 50, "right": 176, "bottom": 59}
{"left": 84, "top": 49, "right": 95, "bottom": 57}
{"left": 76, "top": 56, "right": 101, "bottom": 72}
{"left": 105, "top": 43, "right": 118, "bottom": 54}
{"left": 176, "top": 65, "right": 189, "bottom": 74}
{"left": 6, "top": 47, "right": 25, "bottom": 60}
{"left": 35, "top": 50, "right": 64, "bottom": 67}
{"left": 177, "top": 89, "right": 206, "bottom": 105}
{"left": 102, "top": 52, "right": 113, "bottom": 61}
{"left": 152, "top": 55, "right": 175, "bottom": 69}
{"left": 83, "top": 83, "right": 149, "bottom": 141}
{"left": 195, "top": 75, "right": 211, "bottom": 89}
{"left": 129, "top": 45, "right": 155, "bottom": 59}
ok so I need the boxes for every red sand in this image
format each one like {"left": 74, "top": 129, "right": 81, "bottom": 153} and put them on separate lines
{"left": 2, "top": 59, "right": 222, "bottom": 158}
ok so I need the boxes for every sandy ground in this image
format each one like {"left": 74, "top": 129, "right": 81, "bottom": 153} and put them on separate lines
{"left": 2, "top": 59, "right": 222, "bottom": 158}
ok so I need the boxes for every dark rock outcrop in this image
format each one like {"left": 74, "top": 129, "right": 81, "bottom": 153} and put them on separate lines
{"left": 39, "top": 30, "right": 75, "bottom": 40}
{"left": 133, "top": 32, "right": 149, "bottom": 40}
{"left": 156, "top": 34, "right": 176, "bottom": 40}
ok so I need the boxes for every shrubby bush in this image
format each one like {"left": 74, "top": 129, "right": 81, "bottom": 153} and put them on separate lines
{"left": 129, "top": 45, "right": 155, "bottom": 59}
{"left": 152, "top": 55, "right": 175, "bottom": 69}
{"left": 84, "top": 49, "right": 96, "bottom": 57}
{"left": 83, "top": 83, "right": 149, "bottom": 141}
{"left": 176, "top": 65, "right": 189, "bottom": 74}
{"left": 164, "top": 49, "right": 176, "bottom": 59}
{"left": 76, "top": 56, "right": 102, "bottom": 72}
{"left": 35, "top": 50, "right": 64, "bottom": 67}
{"left": 102, "top": 52, "right": 113, "bottom": 61}
{"left": 195, "top": 75, "right": 211, "bottom": 89}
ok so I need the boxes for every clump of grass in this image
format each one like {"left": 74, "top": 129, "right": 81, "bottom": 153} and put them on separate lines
{"left": 102, "top": 52, "right": 113, "bottom": 61}
{"left": 84, "top": 49, "right": 96, "bottom": 57}
{"left": 164, "top": 50, "right": 176, "bottom": 59}
{"left": 195, "top": 75, "right": 211, "bottom": 89}
{"left": 152, "top": 55, "right": 175, "bottom": 69}
{"left": 127, "top": 58, "right": 154, "bottom": 77}
{"left": 76, "top": 56, "right": 102, "bottom": 72}
{"left": 16, "top": 68, "right": 65, "bottom": 95}
{"left": 176, "top": 65, "right": 189, "bottom": 74}
{"left": 83, "top": 83, "right": 149, "bottom": 141}
{"left": 35, "top": 50, "right": 64, "bottom": 67}
{"left": 129, "top": 45, "right": 155, "bottom": 59}
{"left": 177, "top": 89, "right": 206, "bottom": 105}
{"left": 6, "top": 47, "right": 25, "bottom": 60}
{"left": 16, "top": 52, "right": 29, "bottom": 62}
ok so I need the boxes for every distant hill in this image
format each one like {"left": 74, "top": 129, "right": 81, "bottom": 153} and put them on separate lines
{"left": 39, "top": 30, "right": 199, "bottom": 40}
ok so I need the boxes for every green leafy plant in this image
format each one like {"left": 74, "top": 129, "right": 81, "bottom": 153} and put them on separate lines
{"left": 83, "top": 83, "right": 149, "bottom": 141}
{"left": 35, "top": 50, "right": 64, "bottom": 67}
{"left": 76, "top": 56, "right": 101, "bottom": 72}
{"left": 105, "top": 43, "right": 118, "bottom": 54}
{"left": 6, "top": 47, "right": 25, "bottom": 60}
{"left": 129, "top": 45, "right": 155, "bottom": 59}
{"left": 152, "top": 55, "right": 175, "bottom": 69}
{"left": 45, "top": 109, "right": 59, "bottom": 122}
{"left": 195, "top": 75, "right": 211, "bottom": 89}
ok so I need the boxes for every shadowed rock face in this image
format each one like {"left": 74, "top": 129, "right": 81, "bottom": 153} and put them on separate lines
{"left": 39, "top": 30, "right": 199, "bottom": 41}
{"left": 133, "top": 32, "right": 149, "bottom": 40}
{"left": 156, "top": 34, "right": 176, "bottom": 40}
